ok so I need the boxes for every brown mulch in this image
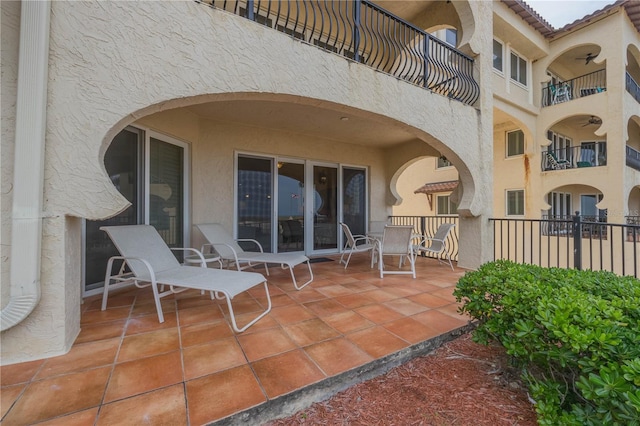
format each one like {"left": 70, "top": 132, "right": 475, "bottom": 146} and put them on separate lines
{"left": 267, "top": 333, "right": 538, "bottom": 425}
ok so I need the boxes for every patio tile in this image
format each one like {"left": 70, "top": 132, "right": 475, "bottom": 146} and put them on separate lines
{"left": 176, "top": 293, "right": 217, "bottom": 310}
{"left": 437, "top": 303, "right": 468, "bottom": 319}
{"left": 117, "top": 328, "right": 180, "bottom": 362}
{"left": 251, "top": 350, "right": 325, "bottom": 398}
{"left": 104, "top": 351, "right": 183, "bottom": 403}
{"left": 268, "top": 293, "right": 298, "bottom": 307}
{"left": 233, "top": 311, "right": 280, "bottom": 333}
{"left": 75, "top": 319, "right": 126, "bottom": 344}
{"left": 341, "top": 281, "right": 379, "bottom": 292}
{"left": 321, "top": 311, "right": 375, "bottom": 334}
{"left": 383, "top": 298, "right": 429, "bottom": 316}
{"left": 412, "top": 309, "right": 468, "bottom": 334}
{"left": 180, "top": 319, "right": 234, "bottom": 347}
{"left": 237, "top": 327, "right": 297, "bottom": 362}
{"left": 303, "top": 299, "right": 349, "bottom": 317}
{"left": 84, "top": 293, "right": 135, "bottom": 311}
{"left": 36, "top": 407, "right": 99, "bottom": 426}
{"left": 35, "top": 338, "right": 120, "bottom": 379}
{"left": 1, "top": 367, "right": 110, "bottom": 425}
{"left": 124, "top": 311, "right": 178, "bottom": 336}
{"left": 355, "top": 304, "right": 405, "bottom": 324}
{"left": 1, "top": 384, "right": 25, "bottom": 418}
{"left": 186, "top": 365, "right": 266, "bottom": 425}
{"left": 287, "top": 288, "right": 327, "bottom": 303}
{"left": 282, "top": 318, "right": 340, "bottom": 346}
{"left": 183, "top": 337, "right": 247, "bottom": 380}
{"left": 408, "top": 292, "right": 452, "bottom": 308}
{"left": 431, "top": 287, "right": 458, "bottom": 302}
{"left": 334, "top": 292, "right": 376, "bottom": 309}
{"left": 359, "top": 288, "right": 398, "bottom": 303}
{"left": 96, "top": 384, "right": 187, "bottom": 426}
{"left": 315, "top": 284, "right": 354, "bottom": 298}
{"left": 177, "top": 304, "right": 225, "bottom": 326}
{"left": 383, "top": 317, "right": 442, "bottom": 343}
{"left": 0, "top": 359, "right": 44, "bottom": 386}
{"left": 304, "top": 338, "right": 373, "bottom": 376}
{"left": 269, "top": 304, "right": 315, "bottom": 325}
{"left": 129, "top": 298, "right": 177, "bottom": 317}
{"left": 80, "top": 307, "right": 131, "bottom": 325}
{"left": 347, "top": 326, "right": 409, "bottom": 358}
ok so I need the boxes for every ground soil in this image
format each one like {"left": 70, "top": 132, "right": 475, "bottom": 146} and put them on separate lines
{"left": 267, "top": 333, "right": 538, "bottom": 425}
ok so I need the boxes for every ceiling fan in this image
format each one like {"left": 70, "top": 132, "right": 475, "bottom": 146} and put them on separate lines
{"left": 581, "top": 116, "right": 602, "bottom": 127}
{"left": 575, "top": 52, "right": 598, "bottom": 65}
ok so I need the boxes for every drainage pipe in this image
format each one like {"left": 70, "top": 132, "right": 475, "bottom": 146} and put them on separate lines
{"left": 1, "top": 1, "right": 51, "bottom": 331}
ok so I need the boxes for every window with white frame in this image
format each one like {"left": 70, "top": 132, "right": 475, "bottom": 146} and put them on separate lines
{"left": 436, "top": 195, "right": 458, "bottom": 215}
{"left": 506, "top": 190, "right": 524, "bottom": 216}
{"left": 506, "top": 130, "right": 524, "bottom": 157}
{"left": 493, "top": 39, "right": 503, "bottom": 72}
{"left": 510, "top": 51, "right": 527, "bottom": 86}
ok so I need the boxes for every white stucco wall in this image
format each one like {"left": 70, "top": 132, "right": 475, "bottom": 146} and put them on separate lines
{"left": 1, "top": 0, "right": 492, "bottom": 363}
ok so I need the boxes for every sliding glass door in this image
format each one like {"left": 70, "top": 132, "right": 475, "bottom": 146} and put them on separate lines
{"left": 236, "top": 154, "right": 366, "bottom": 256}
{"left": 83, "top": 128, "right": 188, "bottom": 295}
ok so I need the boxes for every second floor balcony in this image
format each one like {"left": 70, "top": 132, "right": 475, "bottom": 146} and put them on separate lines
{"left": 627, "top": 71, "right": 640, "bottom": 104}
{"left": 204, "top": 0, "right": 479, "bottom": 106}
{"left": 542, "top": 143, "right": 607, "bottom": 171}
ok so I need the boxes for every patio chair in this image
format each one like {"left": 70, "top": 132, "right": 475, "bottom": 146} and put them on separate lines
{"left": 376, "top": 225, "right": 416, "bottom": 278}
{"left": 545, "top": 151, "right": 570, "bottom": 170}
{"left": 195, "top": 223, "right": 314, "bottom": 290}
{"left": 101, "top": 225, "right": 271, "bottom": 332}
{"left": 412, "top": 223, "right": 456, "bottom": 271}
{"left": 339, "top": 222, "right": 377, "bottom": 269}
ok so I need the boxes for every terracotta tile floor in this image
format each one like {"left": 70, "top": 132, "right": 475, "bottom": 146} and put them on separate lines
{"left": 1, "top": 255, "right": 470, "bottom": 425}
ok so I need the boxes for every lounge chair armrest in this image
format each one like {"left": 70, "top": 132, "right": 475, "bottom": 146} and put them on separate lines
{"left": 199, "top": 243, "right": 216, "bottom": 254}
{"left": 236, "top": 238, "right": 264, "bottom": 253}
{"left": 170, "top": 247, "right": 207, "bottom": 266}
{"left": 106, "top": 255, "right": 156, "bottom": 283}
{"left": 353, "top": 235, "right": 375, "bottom": 244}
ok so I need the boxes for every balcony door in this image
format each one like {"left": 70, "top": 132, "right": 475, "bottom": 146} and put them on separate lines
{"left": 236, "top": 154, "right": 366, "bottom": 256}
{"left": 83, "top": 127, "right": 188, "bottom": 295}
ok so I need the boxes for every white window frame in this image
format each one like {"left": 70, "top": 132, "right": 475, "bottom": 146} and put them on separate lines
{"left": 506, "top": 189, "right": 525, "bottom": 216}
{"left": 509, "top": 49, "right": 528, "bottom": 87}
{"left": 493, "top": 38, "right": 504, "bottom": 73}
{"left": 506, "top": 129, "right": 525, "bottom": 158}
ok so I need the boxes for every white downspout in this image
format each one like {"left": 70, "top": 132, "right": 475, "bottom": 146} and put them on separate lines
{"left": 1, "top": 0, "right": 51, "bottom": 331}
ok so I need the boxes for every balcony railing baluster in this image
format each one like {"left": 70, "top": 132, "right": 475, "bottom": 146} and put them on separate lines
{"left": 204, "top": 0, "right": 479, "bottom": 106}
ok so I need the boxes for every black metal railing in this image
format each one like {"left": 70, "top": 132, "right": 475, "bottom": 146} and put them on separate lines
{"left": 541, "top": 143, "right": 607, "bottom": 171}
{"left": 490, "top": 214, "right": 639, "bottom": 278}
{"left": 627, "top": 145, "right": 640, "bottom": 171}
{"left": 541, "top": 69, "right": 606, "bottom": 107}
{"left": 202, "top": 0, "right": 479, "bottom": 105}
{"left": 389, "top": 215, "right": 459, "bottom": 261}
{"left": 626, "top": 71, "right": 640, "bottom": 104}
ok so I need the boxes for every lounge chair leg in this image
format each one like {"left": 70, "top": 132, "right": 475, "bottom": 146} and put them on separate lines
{"left": 150, "top": 281, "right": 165, "bottom": 323}
{"left": 225, "top": 282, "right": 272, "bottom": 332}
{"left": 290, "top": 261, "right": 314, "bottom": 290}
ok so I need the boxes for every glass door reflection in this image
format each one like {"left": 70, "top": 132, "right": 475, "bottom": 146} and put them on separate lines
{"left": 312, "top": 165, "right": 338, "bottom": 251}
{"left": 277, "top": 161, "right": 305, "bottom": 252}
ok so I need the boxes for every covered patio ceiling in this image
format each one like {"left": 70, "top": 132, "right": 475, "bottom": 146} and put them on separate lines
{"left": 187, "top": 100, "right": 420, "bottom": 148}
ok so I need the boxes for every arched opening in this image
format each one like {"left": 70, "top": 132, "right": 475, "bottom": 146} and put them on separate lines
{"left": 542, "top": 44, "right": 605, "bottom": 107}
{"left": 543, "top": 114, "right": 606, "bottom": 171}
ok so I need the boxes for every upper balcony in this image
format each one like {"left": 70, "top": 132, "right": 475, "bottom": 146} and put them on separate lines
{"left": 627, "top": 145, "right": 640, "bottom": 171}
{"left": 204, "top": 0, "right": 479, "bottom": 106}
{"left": 541, "top": 69, "right": 606, "bottom": 107}
{"left": 542, "top": 143, "right": 607, "bottom": 172}
{"left": 626, "top": 71, "right": 640, "bottom": 104}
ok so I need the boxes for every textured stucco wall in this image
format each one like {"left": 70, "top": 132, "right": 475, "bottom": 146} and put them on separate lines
{"left": 2, "top": 0, "right": 491, "bottom": 362}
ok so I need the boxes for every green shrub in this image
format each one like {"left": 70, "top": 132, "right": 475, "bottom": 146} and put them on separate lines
{"left": 454, "top": 260, "right": 640, "bottom": 425}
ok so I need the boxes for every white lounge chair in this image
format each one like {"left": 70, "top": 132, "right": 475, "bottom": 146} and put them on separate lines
{"left": 339, "top": 222, "right": 377, "bottom": 269}
{"left": 412, "top": 223, "right": 456, "bottom": 270}
{"left": 376, "top": 225, "right": 416, "bottom": 278}
{"left": 101, "top": 225, "right": 271, "bottom": 332}
{"left": 195, "top": 223, "right": 314, "bottom": 290}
